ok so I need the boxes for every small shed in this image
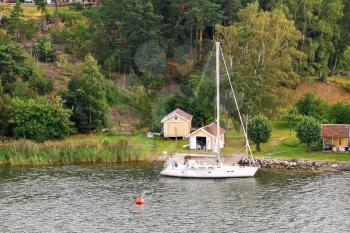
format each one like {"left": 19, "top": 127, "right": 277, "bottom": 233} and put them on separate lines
{"left": 161, "top": 108, "right": 193, "bottom": 138}
{"left": 189, "top": 123, "right": 225, "bottom": 151}
{"left": 322, "top": 124, "right": 350, "bottom": 151}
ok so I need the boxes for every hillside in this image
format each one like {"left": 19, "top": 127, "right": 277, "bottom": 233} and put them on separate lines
{"left": 293, "top": 78, "right": 350, "bottom": 104}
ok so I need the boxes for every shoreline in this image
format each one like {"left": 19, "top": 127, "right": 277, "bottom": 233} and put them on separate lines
{"left": 148, "top": 154, "right": 350, "bottom": 173}
{"left": 1, "top": 156, "right": 350, "bottom": 173}
{"left": 241, "top": 157, "right": 350, "bottom": 172}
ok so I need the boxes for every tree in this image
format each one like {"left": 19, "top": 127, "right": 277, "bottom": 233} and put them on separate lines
{"left": 247, "top": 115, "right": 272, "bottom": 152}
{"left": 62, "top": 54, "right": 108, "bottom": 133}
{"left": 90, "top": 0, "right": 162, "bottom": 71}
{"left": 296, "top": 116, "right": 321, "bottom": 152}
{"left": 7, "top": 0, "right": 23, "bottom": 41}
{"left": 184, "top": 0, "right": 225, "bottom": 60}
{"left": 35, "top": 0, "right": 47, "bottom": 16}
{"left": 339, "top": 46, "right": 350, "bottom": 70}
{"left": 0, "top": 94, "right": 11, "bottom": 136}
{"left": 32, "top": 36, "right": 56, "bottom": 62}
{"left": 269, "top": 0, "right": 344, "bottom": 80}
{"left": 8, "top": 97, "right": 74, "bottom": 142}
{"left": 282, "top": 107, "right": 302, "bottom": 136}
{"left": 216, "top": 2, "right": 304, "bottom": 116}
{"left": 0, "top": 42, "right": 28, "bottom": 93}
{"left": 329, "top": 103, "right": 350, "bottom": 124}
{"left": 295, "top": 92, "right": 328, "bottom": 121}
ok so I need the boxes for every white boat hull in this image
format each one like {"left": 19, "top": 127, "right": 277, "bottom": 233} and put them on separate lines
{"left": 161, "top": 164, "right": 258, "bottom": 178}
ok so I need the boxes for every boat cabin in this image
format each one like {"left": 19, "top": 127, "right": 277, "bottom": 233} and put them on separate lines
{"left": 322, "top": 124, "right": 350, "bottom": 152}
{"left": 189, "top": 123, "right": 225, "bottom": 151}
{"left": 161, "top": 108, "right": 193, "bottom": 138}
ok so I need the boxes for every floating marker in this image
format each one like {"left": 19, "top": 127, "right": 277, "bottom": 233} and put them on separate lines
{"left": 135, "top": 191, "right": 145, "bottom": 205}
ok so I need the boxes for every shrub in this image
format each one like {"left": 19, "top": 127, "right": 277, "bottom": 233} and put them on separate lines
{"left": 9, "top": 97, "right": 74, "bottom": 142}
{"left": 296, "top": 116, "right": 321, "bottom": 152}
{"left": 328, "top": 103, "right": 350, "bottom": 124}
{"left": 296, "top": 92, "right": 329, "bottom": 121}
{"left": 21, "top": 19, "right": 39, "bottom": 40}
{"left": 32, "top": 36, "right": 56, "bottom": 62}
{"left": 30, "top": 76, "right": 54, "bottom": 95}
{"left": 247, "top": 115, "right": 272, "bottom": 152}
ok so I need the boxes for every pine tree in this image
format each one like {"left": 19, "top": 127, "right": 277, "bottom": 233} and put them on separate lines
{"left": 184, "top": 0, "right": 225, "bottom": 60}
{"left": 62, "top": 54, "right": 108, "bottom": 133}
{"left": 7, "top": 0, "right": 23, "bottom": 41}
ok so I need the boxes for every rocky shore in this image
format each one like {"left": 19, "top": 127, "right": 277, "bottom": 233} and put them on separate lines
{"left": 149, "top": 153, "right": 350, "bottom": 173}
{"left": 240, "top": 158, "right": 350, "bottom": 172}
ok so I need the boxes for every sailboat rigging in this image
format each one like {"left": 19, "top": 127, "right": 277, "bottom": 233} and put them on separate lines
{"left": 160, "top": 42, "right": 259, "bottom": 178}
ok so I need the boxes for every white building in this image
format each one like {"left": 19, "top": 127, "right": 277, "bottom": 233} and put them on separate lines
{"left": 189, "top": 123, "right": 225, "bottom": 151}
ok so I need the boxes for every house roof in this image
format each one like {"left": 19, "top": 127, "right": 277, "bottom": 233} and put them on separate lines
{"left": 189, "top": 123, "right": 225, "bottom": 138}
{"left": 322, "top": 124, "right": 350, "bottom": 138}
{"left": 161, "top": 108, "right": 193, "bottom": 123}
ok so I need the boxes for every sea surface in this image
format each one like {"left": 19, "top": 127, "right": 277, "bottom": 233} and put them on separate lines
{"left": 0, "top": 163, "right": 349, "bottom": 233}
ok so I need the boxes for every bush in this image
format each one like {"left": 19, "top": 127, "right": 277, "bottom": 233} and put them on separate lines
{"left": 21, "top": 19, "right": 39, "bottom": 40}
{"left": 30, "top": 76, "right": 54, "bottom": 95}
{"left": 296, "top": 116, "right": 321, "bottom": 152}
{"left": 105, "top": 84, "right": 130, "bottom": 106}
{"left": 32, "top": 36, "right": 56, "bottom": 62}
{"left": 9, "top": 97, "right": 74, "bottom": 142}
{"left": 296, "top": 92, "right": 329, "bottom": 121}
{"left": 247, "top": 115, "right": 272, "bottom": 152}
{"left": 328, "top": 103, "right": 350, "bottom": 124}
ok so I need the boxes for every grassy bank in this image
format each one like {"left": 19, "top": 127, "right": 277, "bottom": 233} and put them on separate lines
{"left": 1, "top": 121, "right": 350, "bottom": 166}
{"left": 0, "top": 136, "right": 144, "bottom": 166}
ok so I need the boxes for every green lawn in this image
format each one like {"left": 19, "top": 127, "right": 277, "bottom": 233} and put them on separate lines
{"left": 111, "top": 120, "right": 350, "bottom": 162}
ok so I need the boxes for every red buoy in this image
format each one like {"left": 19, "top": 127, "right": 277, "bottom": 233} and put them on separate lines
{"left": 135, "top": 197, "right": 144, "bottom": 205}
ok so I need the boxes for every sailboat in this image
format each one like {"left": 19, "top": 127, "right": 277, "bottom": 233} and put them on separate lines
{"left": 160, "top": 42, "right": 259, "bottom": 178}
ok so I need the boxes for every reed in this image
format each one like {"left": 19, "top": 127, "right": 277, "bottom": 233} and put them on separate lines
{"left": 0, "top": 138, "right": 143, "bottom": 166}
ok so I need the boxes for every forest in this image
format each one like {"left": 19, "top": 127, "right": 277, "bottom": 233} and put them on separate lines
{"left": 0, "top": 0, "right": 349, "bottom": 143}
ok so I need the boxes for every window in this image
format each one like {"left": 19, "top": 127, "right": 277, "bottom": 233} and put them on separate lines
{"left": 174, "top": 116, "right": 178, "bottom": 120}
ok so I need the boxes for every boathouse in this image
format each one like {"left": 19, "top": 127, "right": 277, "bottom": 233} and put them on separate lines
{"left": 322, "top": 124, "right": 350, "bottom": 152}
{"left": 161, "top": 108, "right": 193, "bottom": 138}
{"left": 189, "top": 123, "right": 225, "bottom": 151}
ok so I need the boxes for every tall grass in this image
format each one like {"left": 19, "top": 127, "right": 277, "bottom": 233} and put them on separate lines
{"left": 0, "top": 138, "right": 143, "bottom": 166}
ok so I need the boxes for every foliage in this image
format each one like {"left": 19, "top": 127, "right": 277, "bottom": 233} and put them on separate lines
{"left": 296, "top": 116, "right": 321, "bottom": 152}
{"left": 247, "top": 115, "right": 272, "bottom": 152}
{"left": 0, "top": 42, "right": 29, "bottom": 93}
{"left": 32, "top": 36, "right": 56, "bottom": 62}
{"left": 7, "top": 1, "right": 23, "bottom": 40}
{"left": 216, "top": 2, "right": 304, "bottom": 116}
{"left": 50, "top": 22, "right": 90, "bottom": 57}
{"left": 8, "top": 97, "right": 74, "bottom": 142}
{"left": 21, "top": 19, "right": 39, "bottom": 40}
{"left": 62, "top": 54, "right": 108, "bottom": 133}
{"left": 35, "top": 0, "right": 47, "bottom": 15}
{"left": 29, "top": 76, "right": 53, "bottom": 95}
{"left": 295, "top": 92, "right": 328, "bottom": 121}
{"left": 339, "top": 46, "right": 350, "bottom": 70}
{"left": 269, "top": 0, "right": 345, "bottom": 80}
{"left": 89, "top": 0, "right": 162, "bottom": 73}
{"left": 282, "top": 107, "right": 302, "bottom": 136}
{"left": 0, "top": 94, "right": 11, "bottom": 136}
{"left": 328, "top": 103, "right": 350, "bottom": 124}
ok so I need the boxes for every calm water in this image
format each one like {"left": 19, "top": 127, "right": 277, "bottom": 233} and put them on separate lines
{"left": 0, "top": 164, "right": 349, "bottom": 233}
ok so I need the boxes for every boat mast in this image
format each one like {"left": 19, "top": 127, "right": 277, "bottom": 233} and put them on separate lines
{"left": 216, "top": 41, "right": 221, "bottom": 163}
